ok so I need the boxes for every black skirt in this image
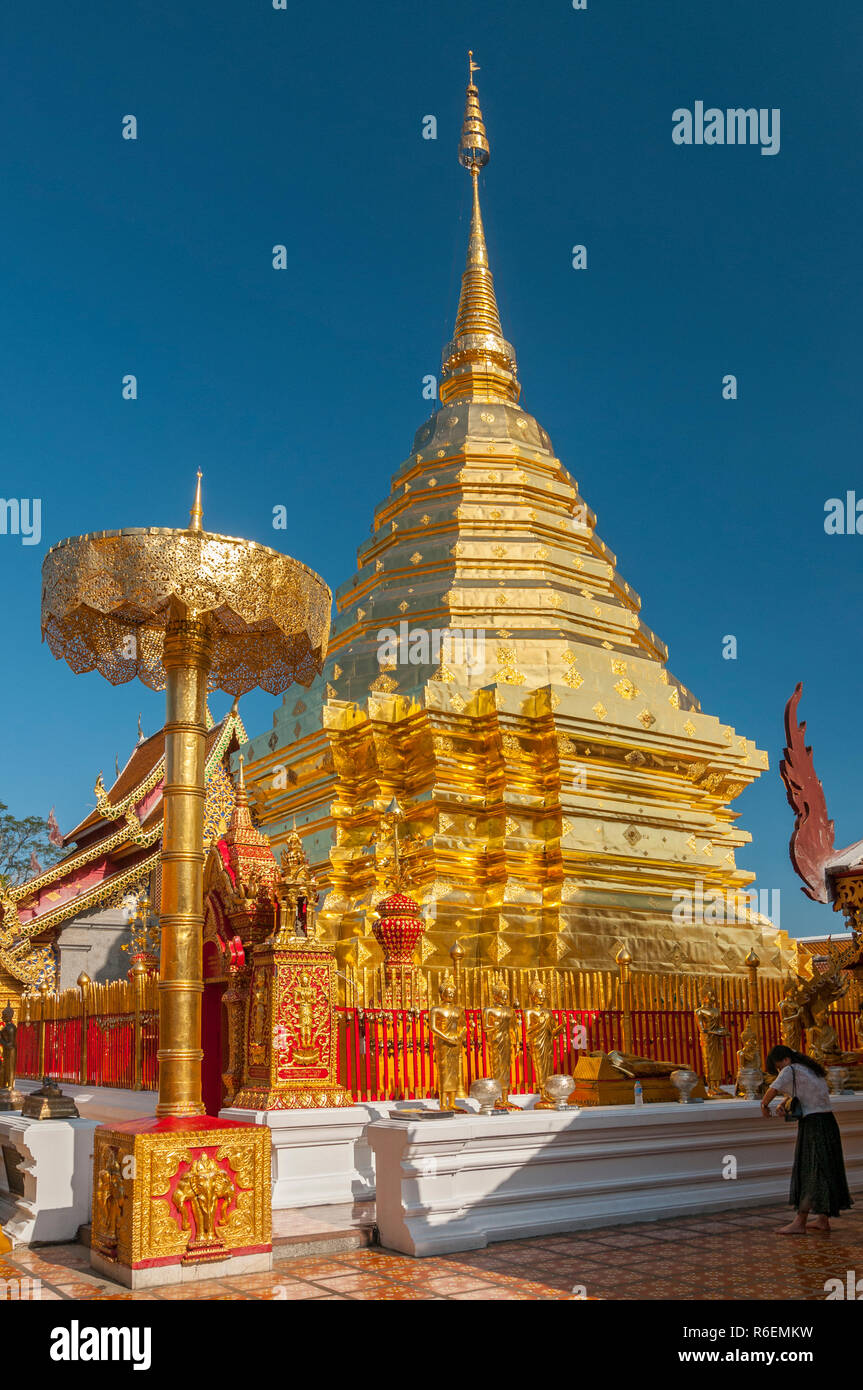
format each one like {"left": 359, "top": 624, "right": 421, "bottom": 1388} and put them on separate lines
{"left": 790, "top": 1112, "right": 853, "bottom": 1216}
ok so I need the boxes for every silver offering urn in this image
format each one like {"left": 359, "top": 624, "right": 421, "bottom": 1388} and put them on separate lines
{"left": 671, "top": 1068, "right": 699, "bottom": 1104}
{"left": 543, "top": 1074, "right": 576, "bottom": 1111}
{"left": 470, "top": 1078, "right": 502, "bottom": 1115}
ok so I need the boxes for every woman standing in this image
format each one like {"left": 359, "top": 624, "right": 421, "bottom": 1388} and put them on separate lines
{"left": 761, "top": 1044, "right": 852, "bottom": 1234}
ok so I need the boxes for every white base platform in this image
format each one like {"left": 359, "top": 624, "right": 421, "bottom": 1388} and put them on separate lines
{"left": 15, "top": 1079, "right": 157, "bottom": 1126}
{"left": 221, "top": 1102, "right": 439, "bottom": 1208}
{"left": 0, "top": 1112, "right": 99, "bottom": 1246}
{"left": 368, "top": 1095, "right": 863, "bottom": 1256}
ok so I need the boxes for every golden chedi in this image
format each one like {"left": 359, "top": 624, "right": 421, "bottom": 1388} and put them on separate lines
{"left": 241, "top": 58, "right": 785, "bottom": 984}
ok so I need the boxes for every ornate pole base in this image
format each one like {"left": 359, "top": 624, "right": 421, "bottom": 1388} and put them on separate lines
{"left": 90, "top": 1116, "right": 271, "bottom": 1289}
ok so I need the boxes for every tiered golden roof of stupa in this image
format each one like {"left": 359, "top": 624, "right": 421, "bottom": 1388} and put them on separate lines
{"left": 241, "top": 59, "right": 788, "bottom": 980}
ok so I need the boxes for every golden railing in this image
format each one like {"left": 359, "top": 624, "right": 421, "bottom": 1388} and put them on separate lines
{"left": 17, "top": 973, "right": 159, "bottom": 1090}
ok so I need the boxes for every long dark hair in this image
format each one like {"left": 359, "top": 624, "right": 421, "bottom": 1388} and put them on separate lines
{"left": 766, "top": 1044, "right": 827, "bottom": 1079}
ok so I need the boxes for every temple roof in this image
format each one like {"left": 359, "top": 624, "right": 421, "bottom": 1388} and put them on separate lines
{"left": 3, "top": 705, "right": 248, "bottom": 984}
{"left": 65, "top": 729, "right": 168, "bottom": 843}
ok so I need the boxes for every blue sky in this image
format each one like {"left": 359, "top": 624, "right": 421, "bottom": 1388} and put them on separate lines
{"left": 1, "top": 1, "right": 860, "bottom": 940}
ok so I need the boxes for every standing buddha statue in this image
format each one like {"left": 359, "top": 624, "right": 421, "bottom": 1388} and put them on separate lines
{"left": 482, "top": 975, "right": 519, "bottom": 1109}
{"left": 524, "top": 980, "right": 565, "bottom": 1108}
{"left": 429, "top": 975, "right": 466, "bottom": 1111}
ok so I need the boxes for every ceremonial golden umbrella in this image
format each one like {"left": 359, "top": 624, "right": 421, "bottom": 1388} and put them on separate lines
{"left": 41, "top": 475, "right": 331, "bottom": 1117}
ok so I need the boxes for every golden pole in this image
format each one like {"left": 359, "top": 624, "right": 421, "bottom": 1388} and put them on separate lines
{"left": 616, "top": 946, "right": 633, "bottom": 1053}
{"left": 131, "top": 960, "right": 146, "bottom": 1093}
{"left": 78, "top": 972, "right": 90, "bottom": 1085}
{"left": 156, "top": 603, "right": 213, "bottom": 1117}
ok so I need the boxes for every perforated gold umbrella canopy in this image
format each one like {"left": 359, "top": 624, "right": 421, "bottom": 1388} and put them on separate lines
{"left": 41, "top": 526, "right": 332, "bottom": 695}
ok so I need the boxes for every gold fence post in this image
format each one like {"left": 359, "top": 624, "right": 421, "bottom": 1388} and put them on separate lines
{"left": 616, "top": 946, "right": 633, "bottom": 1053}
{"left": 745, "top": 947, "right": 762, "bottom": 1063}
{"left": 77, "top": 972, "right": 91, "bottom": 1084}
{"left": 131, "top": 960, "right": 147, "bottom": 1091}
{"left": 450, "top": 939, "right": 464, "bottom": 1006}
{"left": 37, "top": 981, "right": 51, "bottom": 1075}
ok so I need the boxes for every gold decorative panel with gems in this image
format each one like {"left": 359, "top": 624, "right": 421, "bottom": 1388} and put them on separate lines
{"left": 91, "top": 1117, "right": 270, "bottom": 1281}
{"left": 232, "top": 940, "right": 351, "bottom": 1110}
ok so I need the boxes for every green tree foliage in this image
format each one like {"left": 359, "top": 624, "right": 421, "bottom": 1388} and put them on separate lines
{"left": 0, "top": 802, "right": 63, "bottom": 888}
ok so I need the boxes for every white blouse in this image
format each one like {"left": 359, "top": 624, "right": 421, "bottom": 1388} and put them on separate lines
{"left": 772, "top": 1062, "right": 832, "bottom": 1117}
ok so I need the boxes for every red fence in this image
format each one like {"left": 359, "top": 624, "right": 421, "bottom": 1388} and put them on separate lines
{"left": 16, "top": 1003, "right": 861, "bottom": 1100}
{"left": 17, "top": 1013, "right": 159, "bottom": 1091}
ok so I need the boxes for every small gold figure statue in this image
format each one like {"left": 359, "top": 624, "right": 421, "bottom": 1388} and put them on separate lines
{"left": 778, "top": 980, "right": 804, "bottom": 1052}
{"left": 429, "top": 975, "right": 466, "bottom": 1111}
{"left": 735, "top": 1017, "right": 763, "bottom": 1099}
{"left": 250, "top": 974, "right": 269, "bottom": 1064}
{"left": 694, "top": 986, "right": 729, "bottom": 1097}
{"left": 524, "top": 980, "right": 565, "bottom": 1108}
{"left": 0, "top": 1005, "right": 21, "bottom": 1111}
{"left": 94, "top": 1146, "right": 126, "bottom": 1255}
{"left": 482, "top": 976, "right": 519, "bottom": 1109}
{"left": 292, "top": 970, "right": 320, "bottom": 1065}
{"left": 806, "top": 1001, "right": 855, "bottom": 1066}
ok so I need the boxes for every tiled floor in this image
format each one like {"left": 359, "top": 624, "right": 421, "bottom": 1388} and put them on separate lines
{"left": 2, "top": 1203, "right": 860, "bottom": 1300}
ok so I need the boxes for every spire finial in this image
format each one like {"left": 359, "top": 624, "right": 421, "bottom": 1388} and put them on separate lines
{"left": 235, "top": 752, "right": 248, "bottom": 806}
{"left": 441, "top": 59, "right": 520, "bottom": 406}
{"left": 188, "top": 470, "right": 204, "bottom": 532}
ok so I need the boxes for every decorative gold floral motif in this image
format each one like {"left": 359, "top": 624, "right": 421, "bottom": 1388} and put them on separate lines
{"left": 614, "top": 677, "right": 638, "bottom": 700}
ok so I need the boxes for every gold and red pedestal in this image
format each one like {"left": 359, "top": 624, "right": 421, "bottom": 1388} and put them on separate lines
{"left": 232, "top": 938, "right": 351, "bottom": 1109}
{"left": 90, "top": 1116, "right": 271, "bottom": 1288}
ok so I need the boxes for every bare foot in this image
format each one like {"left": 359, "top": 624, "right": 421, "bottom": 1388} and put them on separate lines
{"left": 778, "top": 1220, "right": 808, "bottom": 1235}
{"left": 808, "top": 1218, "right": 831, "bottom": 1233}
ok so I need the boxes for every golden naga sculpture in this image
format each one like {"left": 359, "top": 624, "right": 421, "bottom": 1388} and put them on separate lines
{"left": 482, "top": 975, "right": 519, "bottom": 1108}
{"left": 524, "top": 979, "right": 565, "bottom": 1107}
{"left": 94, "top": 1147, "right": 126, "bottom": 1254}
{"left": 429, "top": 975, "right": 466, "bottom": 1110}
{"left": 695, "top": 986, "right": 729, "bottom": 1096}
{"left": 779, "top": 962, "right": 855, "bottom": 1067}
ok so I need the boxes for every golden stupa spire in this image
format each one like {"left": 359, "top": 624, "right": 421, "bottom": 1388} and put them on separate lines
{"left": 235, "top": 751, "right": 248, "bottom": 807}
{"left": 439, "top": 54, "right": 520, "bottom": 406}
{"left": 188, "top": 470, "right": 204, "bottom": 532}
